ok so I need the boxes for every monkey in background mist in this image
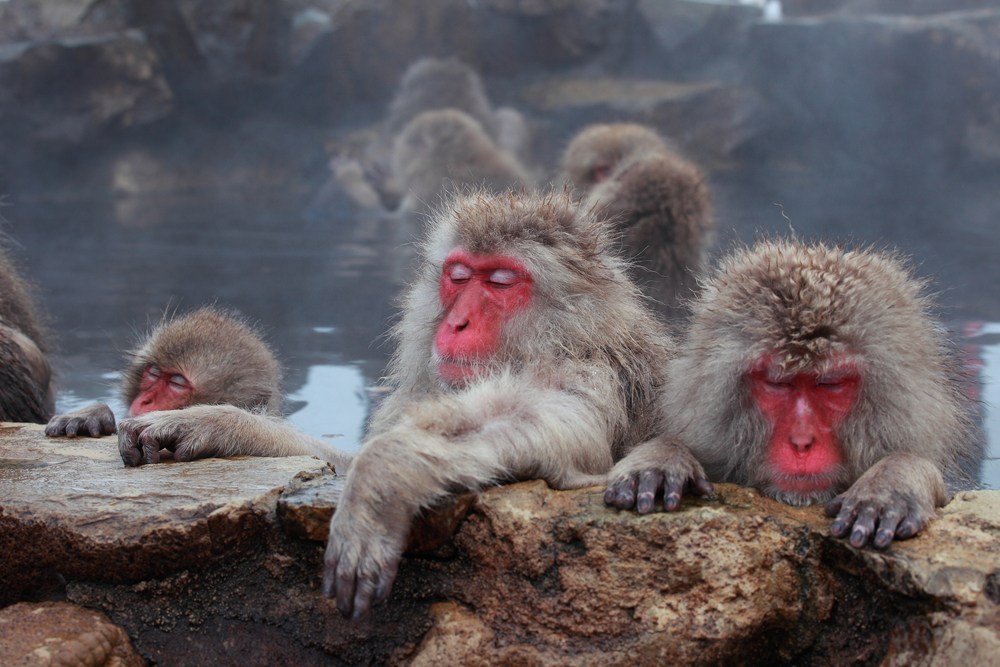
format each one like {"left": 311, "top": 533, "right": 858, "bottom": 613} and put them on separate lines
{"left": 560, "top": 123, "right": 714, "bottom": 317}
{"left": 606, "top": 239, "right": 980, "bottom": 549}
{"left": 46, "top": 307, "right": 350, "bottom": 472}
{"left": 0, "top": 244, "right": 54, "bottom": 423}
{"left": 327, "top": 57, "right": 532, "bottom": 215}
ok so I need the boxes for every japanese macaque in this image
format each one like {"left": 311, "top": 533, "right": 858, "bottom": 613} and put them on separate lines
{"left": 0, "top": 245, "right": 54, "bottom": 423}
{"left": 324, "top": 190, "right": 679, "bottom": 618}
{"left": 46, "top": 307, "right": 350, "bottom": 472}
{"left": 605, "top": 240, "right": 979, "bottom": 550}
{"left": 560, "top": 123, "right": 714, "bottom": 314}
{"left": 390, "top": 109, "right": 531, "bottom": 214}
{"left": 327, "top": 57, "right": 532, "bottom": 214}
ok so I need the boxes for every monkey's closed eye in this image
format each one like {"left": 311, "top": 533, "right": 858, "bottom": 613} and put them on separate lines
{"left": 488, "top": 269, "right": 519, "bottom": 287}
{"left": 168, "top": 374, "right": 189, "bottom": 390}
{"left": 145, "top": 365, "right": 162, "bottom": 380}
{"left": 447, "top": 264, "right": 472, "bottom": 283}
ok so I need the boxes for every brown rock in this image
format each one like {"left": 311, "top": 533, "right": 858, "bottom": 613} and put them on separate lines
{"left": 0, "top": 422, "right": 332, "bottom": 605}
{"left": 0, "top": 601, "right": 145, "bottom": 667}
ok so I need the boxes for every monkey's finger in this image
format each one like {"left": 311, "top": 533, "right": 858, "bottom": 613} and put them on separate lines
{"left": 351, "top": 571, "right": 378, "bottom": 620}
{"left": 692, "top": 477, "right": 714, "bottom": 497}
{"left": 374, "top": 554, "right": 401, "bottom": 605}
{"left": 335, "top": 562, "right": 359, "bottom": 618}
{"left": 824, "top": 496, "right": 845, "bottom": 518}
{"left": 609, "top": 476, "right": 638, "bottom": 510}
{"left": 63, "top": 417, "right": 87, "bottom": 438}
{"left": 118, "top": 422, "right": 144, "bottom": 467}
{"left": 662, "top": 474, "right": 689, "bottom": 512}
{"left": 873, "top": 510, "right": 904, "bottom": 549}
{"left": 138, "top": 430, "right": 163, "bottom": 465}
{"left": 321, "top": 553, "right": 338, "bottom": 599}
{"left": 848, "top": 505, "right": 879, "bottom": 548}
{"left": 44, "top": 417, "right": 67, "bottom": 437}
{"left": 895, "top": 515, "right": 923, "bottom": 540}
{"left": 636, "top": 470, "right": 663, "bottom": 514}
{"left": 829, "top": 505, "right": 857, "bottom": 539}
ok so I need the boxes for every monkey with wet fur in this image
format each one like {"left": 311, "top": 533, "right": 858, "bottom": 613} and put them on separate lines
{"left": 605, "top": 239, "right": 979, "bottom": 549}
{"left": 47, "top": 307, "right": 351, "bottom": 471}
{"left": 0, "top": 243, "right": 54, "bottom": 423}
{"left": 560, "top": 123, "right": 713, "bottom": 315}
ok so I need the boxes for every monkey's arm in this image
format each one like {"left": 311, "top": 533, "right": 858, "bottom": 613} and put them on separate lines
{"left": 116, "top": 405, "right": 352, "bottom": 473}
{"left": 324, "top": 378, "right": 615, "bottom": 619}
{"left": 45, "top": 403, "right": 116, "bottom": 438}
{"left": 824, "top": 452, "right": 947, "bottom": 549}
{"left": 604, "top": 436, "right": 713, "bottom": 514}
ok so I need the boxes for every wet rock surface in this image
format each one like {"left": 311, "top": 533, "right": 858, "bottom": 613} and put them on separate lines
{"left": 2, "top": 425, "right": 998, "bottom": 666}
{"left": 0, "top": 601, "right": 146, "bottom": 667}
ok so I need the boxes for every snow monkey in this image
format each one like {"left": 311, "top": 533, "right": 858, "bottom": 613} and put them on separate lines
{"left": 605, "top": 239, "right": 979, "bottom": 550}
{"left": 48, "top": 307, "right": 350, "bottom": 472}
{"left": 560, "top": 123, "right": 713, "bottom": 315}
{"left": 390, "top": 109, "right": 531, "bottom": 214}
{"left": 323, "top": 190, "right": 682, "bottom": 618}
{"left": 0, "top": 242, "right": 55, "bottom": 423}
{"left": 333, "top": 57, "right": 532, "bottom": 213}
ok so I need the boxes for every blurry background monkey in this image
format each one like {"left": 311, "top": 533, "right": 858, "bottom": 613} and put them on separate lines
{"left": 606, "top": 239, "right": 979, "bottom": 550}
{"left": 0, "top": 242, "right": 54, "bottom": 424}
{"left": 560, "top": 123, "right": 714, "bottom": 317}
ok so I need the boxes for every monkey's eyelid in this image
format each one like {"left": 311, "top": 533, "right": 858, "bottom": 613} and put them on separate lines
{"left": 446, "top": 264, "right": 472, "bottom": 281}
{"left": 146, "top": 365, "right": 162, "bottom": 379}
{"left": 488, "top": 269, "right": 519, "bottom": 285}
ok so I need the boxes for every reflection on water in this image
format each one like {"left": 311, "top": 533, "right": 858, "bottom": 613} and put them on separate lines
{"left": 285, "top": 364, "right": 369, "bottom": 453}
{"left": 964, "top": 323, "right": 1000, "bottom": 489}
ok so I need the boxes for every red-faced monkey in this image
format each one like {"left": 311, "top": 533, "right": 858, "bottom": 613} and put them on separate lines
{"left": 119, "top": 190, "right": 677, "bottom": 617}
{"left": 48, "top": 307, "right": 351, "bottom": 473}
{"left": 560, "top": 123, "right": 714, "bottom": 315}
{"left": 606, "top": 240, "right": 979, "bottom": 550}
{"left": 0, "top": 244, "right": 54, "bottom": 424}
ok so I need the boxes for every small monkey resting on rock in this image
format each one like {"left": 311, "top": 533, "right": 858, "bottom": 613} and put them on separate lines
{"left": 606, "top": 239, "right": 980, "bottom": 549}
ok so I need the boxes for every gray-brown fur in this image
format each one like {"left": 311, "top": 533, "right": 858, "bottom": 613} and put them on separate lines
{"left": 0, "top": 244, "right": 54, "bottom": 423}
{"left": 324, "top": 190, "right": 677, "bottom": 618}
{"left": 609, "top": 239, "right": 979, "bottom": 548}
{"left": 46, "top": 306, "right": 282, "bottom": 438}
{"left": 120, "top": 307, "right": 282, "bottom": 415}
{"left": 332, "top": 57, "right": 532, "bottom": 213}
{"left": 562, "top": 123, "right": 714, "bottom": 315}
{"left": 391, "top": 109, "right": 531, "bottom": 216}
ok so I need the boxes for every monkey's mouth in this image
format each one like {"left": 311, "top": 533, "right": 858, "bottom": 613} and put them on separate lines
{"left": 434, "top": 355, "right": 487, "bottom": 387}
{"left": 764, "top": 467, "right": 846, "bottom": 505}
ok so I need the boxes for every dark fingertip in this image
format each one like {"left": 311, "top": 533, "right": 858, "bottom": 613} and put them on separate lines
{"left": 829, "top": 520, "right": 848, "bottom": 538}
{"left": 664, "top": 492, "right": 681, "bottom": 512}
{"left": 824, "top": 498, "right": 843, "bottom": 517}
{"left": 696, "top": 479, "right": 714, "bottom": 496}
{"left": 374, "top": 585, "right": 390, "bottom": 604}
{"left": 351, "top": 607, "right": 367, "bottom": 621}
{"left": 873, "top": 531, "right": 893, "bottom": 549}
{"left": 604, "top": 488, "right": 616, "bottom": 506}
{"left": 896, "top": 522, "right": 916, "bottom": 540}
{"left": 850, "top": 528, "right": 868, "bottom": 548}
{"left": 637, "top": 496, "right": 653, "bottom": 514}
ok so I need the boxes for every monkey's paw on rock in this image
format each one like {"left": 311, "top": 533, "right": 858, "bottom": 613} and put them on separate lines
{"left": 2, "top": 424, "right": 1000, "bottom": 666}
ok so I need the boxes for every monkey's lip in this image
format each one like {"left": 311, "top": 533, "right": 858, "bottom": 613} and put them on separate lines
{"left": 435, "top": 356, "right": 487, "bottom": 386}
{"left": 769, "top": 472, "right": 838, "bottom": 494}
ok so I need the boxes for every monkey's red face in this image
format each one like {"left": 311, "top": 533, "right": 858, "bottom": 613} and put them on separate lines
{"left": 434, "top": 248, "right": 534, "bottom": 387}
{"left": 749, "top": 355, "right": 861, "bottom": 499}
{"left": 129, "top": 364, "right": 195, "bottom": 416}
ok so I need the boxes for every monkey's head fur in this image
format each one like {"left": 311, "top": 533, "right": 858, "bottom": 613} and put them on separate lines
{"left": 386, "top": 57, "right": 495, "bottom": 136}
{"left": 560, "top": 123, "right": 669, "bottom": 196}
{"left": 665, "top": 239, "right": 978, "bottom": 499}
{"left": 379, "top": 190, "right": 674, "bottom": 452}
{"left": 121, "top": 306, "right": 283, "bottom": 416}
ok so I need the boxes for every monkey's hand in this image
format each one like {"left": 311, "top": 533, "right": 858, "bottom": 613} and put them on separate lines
{"left": 824, "top": 453, "right": 947, "bottom": 549}
{"left": 118, "top": 405, "right": 252, "bottom": 466}
{"left": 45, "top": 403, "right": 116, "bottom": 438}
{"left": 604, "top": 437, "right": 713, "bottom": 514}
{"left": 322, "top": 445, "right": 414, "bottom": 620}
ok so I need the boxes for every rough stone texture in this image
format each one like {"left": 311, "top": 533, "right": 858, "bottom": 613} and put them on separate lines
{"left": 0, "top": 422, "right": 331, "bottom": 605}
{"left": 0, "top": 601, "right": 146, "bottom": 667}
{"left": 2, "top": 428, "right": 999, "bottom": 665}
